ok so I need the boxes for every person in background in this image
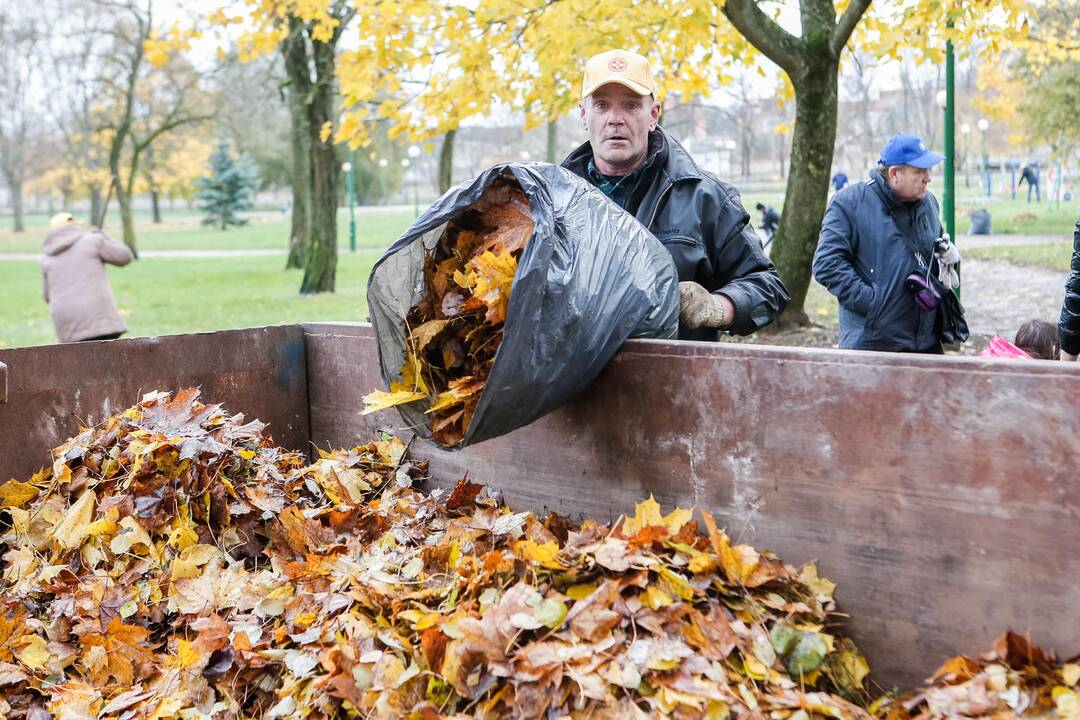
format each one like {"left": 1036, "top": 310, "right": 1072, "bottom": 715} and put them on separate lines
{"left": 831, "top": 171, "right": 849, "bottom": 192}
{"left": 1058, "top": 216, "right": 1080, "bottom": 361}
{"left": 1018, "top": 163, "right": 1040, "bottom": 203}
{"left": 562, "top": 49, "right": 788, "bottom": 340}
{"left": 754, "top": 202, "right": 781, "bottom": 243}
{"left": 41, "top": 212, "right": 134, "bottom": 343}
{"left": 1014, "top": 319, "right": 1060, "bottom": 360}
{"left": 813, "top": 134, "right": 959, "bottom": 353}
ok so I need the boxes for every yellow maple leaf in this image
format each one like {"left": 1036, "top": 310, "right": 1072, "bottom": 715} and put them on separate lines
{"left": 702, "top": 510, "right": 759, "bottom": 586}
{"left": 52, "top": 490, "right": 96, "bottom": 551}
{"left": 361, "top": 386, "right": 426, "bottom": 415}
{"left": 15, "top": 634, "right": 51, "bottom": 671}
{"left": 0, "top": 479, "right": 39, "bottom": 508}
{"left": 319, "top": 121, "right": 333, "bottom": 144}
{"left": 170, "top": 639, "right": 201, "bottom": 670}
{"left": 409, "top": 319, "right": 449, "bottom": 353}
{"left": 512, "top": 539, "right": 566, "bottom": 570}
{"left": 469, "top": 249, "right": 517, "bottom": 324}
{"left": 622, "top": 495, "right": 693, "bottom": 536}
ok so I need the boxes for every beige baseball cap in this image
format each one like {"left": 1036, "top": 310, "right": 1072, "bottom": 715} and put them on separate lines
{"left": 581, "top": 49, "right": 654, "bottom": 99}
{"left": 49, "top": 212, "right": 76, "bottom": 230}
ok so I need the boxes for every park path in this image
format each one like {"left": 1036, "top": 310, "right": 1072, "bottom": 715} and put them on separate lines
{"left": 0, "top": 234, "right": 1070, "bottom": 261}
{"left": 1, "top": 248, "right": 292, "bottom": 261}
{"left": 959, "top": 257, "right": 1067, "bottom": 337}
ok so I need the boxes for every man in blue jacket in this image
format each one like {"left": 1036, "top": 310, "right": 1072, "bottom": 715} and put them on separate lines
{"left": 562, "top": 49, "right": 788, "bottom": 341}
{"left": 813, "top": 134, "right": 956, "bottom": 353}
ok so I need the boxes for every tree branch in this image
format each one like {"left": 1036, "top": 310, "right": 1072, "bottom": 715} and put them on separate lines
{"left": 831, "top": 0, "right": 872, "bottom": 57}
{"left": 721, "top": 0, "right": 804, "bottom": 77}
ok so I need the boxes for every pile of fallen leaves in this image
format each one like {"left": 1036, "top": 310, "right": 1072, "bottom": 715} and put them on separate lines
{"left": 363, "top": 178, "right": 535, "bottom": 446}
{"left": 0, "top": 389, "right": 877, "bottom": 719}
{"left": 882, "top": 632, "right": 1080, "bottom": 720}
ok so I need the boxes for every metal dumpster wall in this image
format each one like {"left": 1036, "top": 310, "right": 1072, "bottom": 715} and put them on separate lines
{"left": 0, "top": 326, "right": 310, "bottom": 483}
{"left": 305, "top": 321, "right": 1080, "bottom": 690}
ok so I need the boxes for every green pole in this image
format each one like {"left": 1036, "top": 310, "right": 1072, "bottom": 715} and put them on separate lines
{"left": 347, "top": 149, "right": 356, "bottom": 253}
{"left": 944, "top": 39, "right": 956, "bottom": 243}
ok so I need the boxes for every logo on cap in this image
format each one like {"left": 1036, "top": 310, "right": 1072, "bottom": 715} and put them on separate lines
{"left": 919, "top": 142, "right": 926, "bottom": 151}
{"left": 608, "top": 57, "right": 627, "bottom": 72}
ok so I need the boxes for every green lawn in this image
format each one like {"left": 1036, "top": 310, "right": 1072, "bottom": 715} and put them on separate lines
{"left": 0, "top": 252, "right": 381, "bottom": 349}
{"left": 953, "top": 194, "right": 1077, "bottom": 236}
{"left": 0, "top": 207, "right": 416, "bottom": 254}
{"left": 965, "top": 243, "right": 1073, "bottom": 272}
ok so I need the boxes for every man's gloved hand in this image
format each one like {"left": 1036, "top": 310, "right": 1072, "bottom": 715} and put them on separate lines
{"left": 935, "top": 233, "right": 961, "bottom": 290}
{"left": 678, "top": 281, "right": 734, "bottom": 330}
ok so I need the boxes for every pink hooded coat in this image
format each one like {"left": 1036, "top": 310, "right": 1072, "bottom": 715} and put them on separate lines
{"left": 40, "top": 226, "right": 134, "bottom": 342}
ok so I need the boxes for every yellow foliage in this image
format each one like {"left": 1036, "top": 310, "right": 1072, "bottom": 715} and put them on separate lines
{"left": 622, "top": 495, "right": 693, "bottom": 536}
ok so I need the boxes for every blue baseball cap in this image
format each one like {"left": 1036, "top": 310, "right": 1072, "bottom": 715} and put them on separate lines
{"left": 879, "top": 134, "right": 945, "bottom": 169}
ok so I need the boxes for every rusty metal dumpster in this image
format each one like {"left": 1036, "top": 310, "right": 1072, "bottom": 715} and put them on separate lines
{"left": 2, "top": 322, "right": 1078, "bottom": 690}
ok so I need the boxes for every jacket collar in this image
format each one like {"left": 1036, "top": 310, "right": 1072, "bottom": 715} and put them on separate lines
{"left": 868, "top": 168, "right": 926, "bottom": 213}
{"left": 562, "top": 127, "right": 703, "bottom": 187}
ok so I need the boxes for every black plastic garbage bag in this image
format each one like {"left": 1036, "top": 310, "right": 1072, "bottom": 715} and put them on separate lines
{"left": 969, "top": 209, "right": 992, "bottom": 235}
{"left": 367, "top": 161, "right": 679, "bottom": 447}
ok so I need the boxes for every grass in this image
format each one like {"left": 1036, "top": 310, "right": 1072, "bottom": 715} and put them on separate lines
{"left": 0, "top": 250, "right": 383, "bottom": 349}
{"left": 0, "top": 207, "right": 416, "bottom": 254}
{"left": 965, "top": 243, "right": 1073, "bottom": 272}
{"left": 954, "top": 194, "right": 1078, "bottom": 236}
{"left": 2, "top": 182, "right": 1073, "bottom": 349}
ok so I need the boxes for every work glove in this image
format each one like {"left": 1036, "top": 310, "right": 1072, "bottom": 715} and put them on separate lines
{"left": 679, "top": 281, "right": 730, "bottom": 330}
{"left": 935, "top": 233, "right": 961, "bottom": 290}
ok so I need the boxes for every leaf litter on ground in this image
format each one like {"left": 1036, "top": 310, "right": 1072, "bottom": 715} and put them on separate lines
{"left": 4, "top": 389, "right": 1064, "bottom": 720}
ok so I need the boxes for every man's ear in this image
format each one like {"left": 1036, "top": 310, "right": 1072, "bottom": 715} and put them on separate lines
{"left": 649, "top": 99, "right": 660, "bottom": 130}
{"left": 579, "top": 100, "right": 588, "bottom": 129}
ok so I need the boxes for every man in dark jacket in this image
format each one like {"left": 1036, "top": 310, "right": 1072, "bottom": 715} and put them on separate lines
{"left": 1018, "top": 163, "right": 1040, "bottom": 203}
{"left": 562, "top": 49, "right": 788, "bottom": 341}
{"left": 755, "top": 203, "right": 781, "bottom": 241}
{"left": 813, "top": 134, "right": 954, "bottom": 353}
{"left": 1058, "top": 216, "right": 1080, "bottom": 361}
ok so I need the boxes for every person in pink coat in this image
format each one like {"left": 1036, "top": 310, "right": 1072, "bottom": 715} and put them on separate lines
{"left": 40, "top": 213, "right": 134, "bottom": 342}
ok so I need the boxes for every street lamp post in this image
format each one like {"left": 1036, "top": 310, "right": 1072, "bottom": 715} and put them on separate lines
{"left": 342, "top": 157, "right": 356, "bottom": 253}
{"left": 960, "top": 123, "right": 971, "bottom": 188}
{"left": 935, "top": 87, "right": 955, "bottom": 243}
{"left": 978, "top": 118, "right": 990, "bottom": 197}
{"left": 407, "top": 145, "right": 421, "bottom": 217}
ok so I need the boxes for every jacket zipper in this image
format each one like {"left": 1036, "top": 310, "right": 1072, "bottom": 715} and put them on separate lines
{"left": 647, "top": 179, "right": 674, "bottom": 230}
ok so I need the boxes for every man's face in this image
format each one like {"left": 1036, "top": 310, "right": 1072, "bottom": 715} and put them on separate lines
{"left": 887, "top": 164, "right": 932, "bottom": 201}
{"left": 580, "top": 83, "right": 659, "bottom": 175}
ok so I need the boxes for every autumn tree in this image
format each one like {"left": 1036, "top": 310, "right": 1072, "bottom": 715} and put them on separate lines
{"left": 214, "top": 2, "right": 355, "bottom": 291}
{"left": 94, "top": 0, "right": 213, "bottom": 255}
{"left": 0, "top": 1, "right": 44, "bottom": 232}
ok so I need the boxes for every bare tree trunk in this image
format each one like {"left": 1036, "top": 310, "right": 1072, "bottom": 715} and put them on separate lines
{"left": 439, "top": 129, "right": 456, "bottom": 193}
{"left": 771, "top": 66, "right": 838, "bottom": 328}
{"left": 116, "top": 185, "right": 137, "bottom": 258}
{"left": 299, "top": 37, "right": 339, "bottom": 294}
{"left": 89, "top": 185, "right": 102, "bottom": 227}
{"left": 9, "top": 179, "right": 25, "bottom": 232}
{"left": 151, "top": 189, "right": 162, "bottom": 223}
{"left": 723, "top": 0, "right": 870, "bottom": 327}
{"left": 546, "top": 120, "right": 558, "bottom": 163}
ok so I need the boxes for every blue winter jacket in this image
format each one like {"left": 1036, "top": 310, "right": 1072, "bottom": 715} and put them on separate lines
{"left": 812, "top": 169, "right": 944, "bottom": 351}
